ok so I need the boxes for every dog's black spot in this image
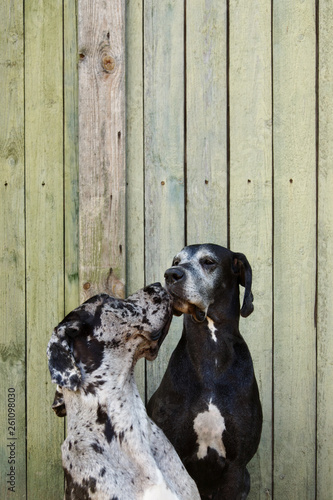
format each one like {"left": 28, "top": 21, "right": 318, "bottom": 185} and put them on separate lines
{"left": 99, "top": 467, "right": 106, "bottom": 477}
{"left": 96, "top": 404, "right": 116, "bottom": 443}
{"left": 69, "top": 373, "right": 80, "bottom": 388}
{"left": 104, "top": 417, "right": 116, "bottom": 443}
{"left": 85, "top": 383, "right": 97, "bottom": 395}
{"left": 141, "top": 315, "right": 149, "bottom": 325}
{"left": 118, "top": 431, "right": 125, "bottom": 444}
{"left": 91, "top": 442, "right": 104, "bottom": 454}
{"left": 96, "top": 404, "right": 108, "bottom": 424}
{"left": 107, "top": 338, "right": 121, "bottom": 349}
{"left": 74, "top": 337, "right": 105, "bottom": 373}
{"left": 144, "top": 284, "right": 159, "bottom": 295}
{"left": 68, "top": 441, "right": 72, "bottom": 450}
{"left": 125, "top": 303, "right": 136, "bottom": 313}
{"left": 64, "top": 468, "right": 90, "bottom": 500}
{"left": 87, "top": 476, "right": 97, "bottom": 493}
{"left": 95, "top": 379, "right": 106, "bottom": 386}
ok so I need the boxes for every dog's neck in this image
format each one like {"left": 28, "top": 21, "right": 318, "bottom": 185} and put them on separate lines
{"left": 182, "top": 313, "right": 244, "bottom": 378}
{"left": 64, "top": 366, "right": 155, "bottom": 463}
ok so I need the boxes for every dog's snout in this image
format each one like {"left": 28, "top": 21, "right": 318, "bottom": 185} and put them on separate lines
{"left": 164, "top": 267, "right": 184, "bottom": 285}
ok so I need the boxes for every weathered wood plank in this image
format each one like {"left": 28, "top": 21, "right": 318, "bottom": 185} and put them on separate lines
{"left": 229, "top": 1, "right": 273, "bottom": 498}
{"left": 186, "top": 0, "right": 228, "bottom": 245}
{"left": 273, "top": 1, "right": 317, "bottom": 497}
{"left": 144, "top": 0, "right": 185, "bottom": 400}
{"left": 78, "top": 0, "right": 126, "bottom": 302}
{"left": 125, "top": 0, "right": 146, "bottom": 397}
{"left": 0, "top": 0, "right": 26, "bottom": 497}
{"left": 25, "top": 0, "right": 65, "bottom": 497}
{"left": 317, "top": 1, "right": 333, "bottom": 497}
{"left": 64, "top": 0, "right": 79, "bottom": 315}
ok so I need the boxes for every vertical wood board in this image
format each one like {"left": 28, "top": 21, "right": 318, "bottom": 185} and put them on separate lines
{"left": 78, "top": 0, "right": 126, "bottom": 301}
{"left": 317, "top": 0, "right": 333, "bottom": 497}
{"left": 25, "top": 0, "right": 65, "bottom": 497}
{"left": 144, "top": 0, "right": 185, "bottom": 399}
{"left": 126, "top": 0, "right": 145, "bottom": 396}
{"left": 186, "top": 0, "right": 228, "bottom": 245}
{"left": 273, "top": 1, "right": 317, "bottom": 497}
{"left": 229, "top": 1, "right": 273, "bottom": 497}
{"left": 0, "top": 0, "right": 26, "bottom": 497}
{"left": 64, "top": 0, "right": 80, "bottom": 315}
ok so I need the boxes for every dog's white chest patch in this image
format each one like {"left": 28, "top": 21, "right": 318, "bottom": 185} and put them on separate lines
{"left": 142, "top": 470, "right": 179, "bottom": 500}
{"left": 207, "top": 317, "right": 217, "bottom": 342}
{"left": 193, "top": 401, "right": 226, "bottom": 460}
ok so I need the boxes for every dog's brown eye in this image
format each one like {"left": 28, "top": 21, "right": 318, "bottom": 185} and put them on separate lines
{"left": 173, "top": 259, "right": 180, "bottom": 266}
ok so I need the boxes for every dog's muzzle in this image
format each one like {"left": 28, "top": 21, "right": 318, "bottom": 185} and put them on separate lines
{"left": 164, "top": 267, "right": 207, "bottom": 323}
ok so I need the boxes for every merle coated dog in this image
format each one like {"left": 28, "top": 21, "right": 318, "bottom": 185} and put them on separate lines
{"left": 47, "top": 283, "right": 200, "bottom": 500}
{"left": 147, "top": 245, "right": 262, "bottom": 500}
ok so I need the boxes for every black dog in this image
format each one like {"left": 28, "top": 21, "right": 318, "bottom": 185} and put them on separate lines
{"left": 147, "top": 244, "right": 262, "bottom": 499}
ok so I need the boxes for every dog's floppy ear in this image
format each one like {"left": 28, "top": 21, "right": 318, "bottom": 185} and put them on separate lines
{"left": 47, "top": 317, "right": 82, "bottom": 391}
{"left": 232, "top": 252, "right": 254, "bottom": 318}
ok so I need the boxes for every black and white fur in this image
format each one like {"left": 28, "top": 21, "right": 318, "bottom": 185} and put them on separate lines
{"left": 47, "top": 283, "right": 200, "bottom": 500}
{"left": 147, "top": 245, "right": 262, "bottom": 500}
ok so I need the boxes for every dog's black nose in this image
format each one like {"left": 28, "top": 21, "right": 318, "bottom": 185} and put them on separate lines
{"left": 164, "top": 267, "right": 184, "bottom": 285}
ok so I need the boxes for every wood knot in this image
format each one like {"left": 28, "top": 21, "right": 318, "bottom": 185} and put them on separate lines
{"left": 102, "top": 55, "right": 115, "bottom": 73}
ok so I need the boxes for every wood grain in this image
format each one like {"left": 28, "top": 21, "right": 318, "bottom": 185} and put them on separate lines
{"left": 273, "top": 0, "right": 317, "bottom": 497}
{"left": 25, "top": 0, "right": 65, "bottom": 496}
{"left": 0, "top": 0, "right": 26, "bottom": 497}
{"left": 64, "top": 0, "right": 80, "bottom": 315}
{"left": 144, "top": 0, "right": 185, "bottom": 400}
{"left": 186, "top": 0, "right": 228, "bottom": 245}
{"left": 317, "top": 0, "right": 333, "bottom": 497}
{"left": 126, "top": 0, "right": 145, "bottom": 397}
{"left": 78, "top": 0, "right": 126, "bottom": 301}
{"left": 229, "top": 1, "right": 273, "bottom": 497}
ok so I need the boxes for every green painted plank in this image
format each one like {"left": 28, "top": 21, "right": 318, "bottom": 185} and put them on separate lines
{"left": 64, "top": 0, "right": 79, "bottom": 315}
{"left": 229, "top": 1, "right": 273, "bottom": 498}
{"left": 273, "top": 1, "right": 317, "bottom": 498}
{"left": 186, "top": 0, "right": 228, "bottom": 245}
{"left": 125, "top": 0, "right": 145, "bottom": 397}
{"left": 144, "top": 0, "right": 185, "bottom": 400}
{"left": 317, "top": 1, "right": 333, "bottom": 497}
{"left": 25, "top": 0, "right": 65, "bottom": 497}
{"left": 0, "top": 0, "right": 26, "bottom": 497}
{"left": 78, "top": 0, "right": 126, "bottom": 302}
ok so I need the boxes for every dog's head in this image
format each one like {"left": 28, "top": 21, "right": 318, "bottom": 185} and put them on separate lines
{"left": 47, "top": 283, "right": 172, "bottom": 413}
{"left": 164, "top": 244, "right": 254, "bottom": 322}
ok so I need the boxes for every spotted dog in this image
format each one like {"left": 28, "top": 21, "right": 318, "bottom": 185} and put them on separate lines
{"left": 47, "top": 283, "right": 200, "bottom": 500}
{"left": 147, "top": 245, "right": 263, "bottom": 500}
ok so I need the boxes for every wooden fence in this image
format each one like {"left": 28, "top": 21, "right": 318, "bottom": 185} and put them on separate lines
{"left": 1, "top": 0, "right": 332, "bottom": 498}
